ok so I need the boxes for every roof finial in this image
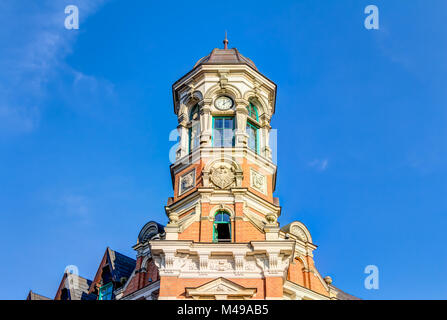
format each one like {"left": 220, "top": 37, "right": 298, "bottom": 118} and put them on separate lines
{"left": 223, "top": 31, "right": 229, "bottom": 49}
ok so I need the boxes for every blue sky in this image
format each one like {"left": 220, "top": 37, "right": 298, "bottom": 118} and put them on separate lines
{"left": 0, "top": 0, "right": 446, "bottom": 300}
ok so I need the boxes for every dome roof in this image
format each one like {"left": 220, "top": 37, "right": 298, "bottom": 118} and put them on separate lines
{"left": 194, "top": 48, "right": 258, "bottom": 71}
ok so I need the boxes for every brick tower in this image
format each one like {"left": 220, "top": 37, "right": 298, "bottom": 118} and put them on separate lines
{"left": 121, "top": 38, "right": 356, "bottom": 300}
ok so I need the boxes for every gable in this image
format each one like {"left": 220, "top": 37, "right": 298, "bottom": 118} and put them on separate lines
{"left": 185, "top": 278, "right": 256, "bottom": 300}
{"left": 89, "top": 247, "right": 136, "bottom": 294}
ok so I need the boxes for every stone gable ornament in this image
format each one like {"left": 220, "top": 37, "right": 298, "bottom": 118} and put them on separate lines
{"left": 210, "top": 163, "right": 235, "bottom": 189}
{"left": 291, "top": 225, "right": 307, "bottom": 242}
{"left": 266, "top": 213, "right": 277, "bottom": 225}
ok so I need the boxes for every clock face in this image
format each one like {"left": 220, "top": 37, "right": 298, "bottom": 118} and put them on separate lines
{"left": 215, "top": 96, "right": 234, "bottom": 110}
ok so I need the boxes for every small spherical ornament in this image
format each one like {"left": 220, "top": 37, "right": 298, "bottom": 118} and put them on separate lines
{"left": 324, "top": 276, "right": 333, "bottom": 285}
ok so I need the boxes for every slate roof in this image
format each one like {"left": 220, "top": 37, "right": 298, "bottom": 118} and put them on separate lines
{"left": 194, "top": 48, "right": 258, "bottom": 71}
{"left": 108, "top": 248, "right": 136, "bottom": 282}
{"left": 89, "top": 247, "right": 136, "bottom": 294}
{"left": 54, "top": 272, "right": 97, "bottom": 300}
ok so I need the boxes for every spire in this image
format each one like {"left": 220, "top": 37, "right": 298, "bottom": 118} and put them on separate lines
{"left": 223, "top": 31, "right": 229, "bottom": 49}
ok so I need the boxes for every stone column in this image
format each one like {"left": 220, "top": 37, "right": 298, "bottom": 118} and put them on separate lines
{"left": 260, "top": 114, "right": 272, "bottom": 160}
{"left": 200, "top": 99, "right": 212, "bottom": 147}
{"left": 235, "top": 99, "right": 249, "bottom": 148}
{"left": 175, "top": 111, "right": 189, "bottom": 160}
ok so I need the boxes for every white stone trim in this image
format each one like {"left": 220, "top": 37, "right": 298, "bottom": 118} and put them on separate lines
{"left": 178, "top": 168, "right": 196, "bottom": 196}
{"left": 283, "top": 280, "right": 330, "bottom": 300}
{"left": 120, "top": 281, "right": 160, "bottom": 300}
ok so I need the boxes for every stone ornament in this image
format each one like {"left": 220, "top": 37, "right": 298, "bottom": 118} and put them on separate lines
{"left": 210, "top": 163, "right": 235, "bottom": 189}
{"left": 266, "top": 213, "right": 277, "bottom": 225}
{"left": 208, "top": 259, "right": 234, "bottom": 271}
{"left": 250, "top": 169, "right": 267, "bottom": 194}
{"left": 179, "top": 169, "right": 195, "bottom": 195}
{"left": 290, "top": 225, "right": 308, "bottom": 242}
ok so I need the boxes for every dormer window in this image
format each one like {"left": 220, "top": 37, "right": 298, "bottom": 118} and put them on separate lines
{"left": 98, "top": 282, "right": 113, "bottom": 300}
{"left": 60, "top": 288, "right": 70, "bottom": 300}
{"left": 213, "top": 211, "right": 231, "bottom": 243}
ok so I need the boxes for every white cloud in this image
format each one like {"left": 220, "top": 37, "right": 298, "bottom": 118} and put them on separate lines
{"left": 308, "top": 158, "right": 329, "bottom": 171}
{"left": 59, "top": 194, "right": 91, "bottom": 224}
{"left": 0, "top": 0, "right": 109, "bottom": 135}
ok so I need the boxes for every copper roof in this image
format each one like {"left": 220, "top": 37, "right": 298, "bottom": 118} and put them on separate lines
{"left": 194, "top": 48, "right": 258, "bottom": 71}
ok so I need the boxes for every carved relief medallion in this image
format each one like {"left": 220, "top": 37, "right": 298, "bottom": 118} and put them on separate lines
{"left": 250, "top": 169, "right": 267, "bottom": 194}
{"left": 179, "top": 169, "right": 195, "bottom": 195}
{"left": 210, "top": 163, "right": 235, "bottom": 189}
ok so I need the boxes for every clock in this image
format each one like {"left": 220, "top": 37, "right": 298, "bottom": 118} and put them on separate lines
{"left": 215, "top": 96, "right": 234, "bottom": 110}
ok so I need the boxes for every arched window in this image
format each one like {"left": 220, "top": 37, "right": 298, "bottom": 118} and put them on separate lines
{"left": 189, "top": 104, "right": 200, "bottom": 153}
{"left": 246, "top": 103, "right": 259, "bottom": 153}
{"left": 213, "top": 211, "right": 231, "bottom": 243}
{"left": 247, "top": 102, "right": 259, "bottom": 121}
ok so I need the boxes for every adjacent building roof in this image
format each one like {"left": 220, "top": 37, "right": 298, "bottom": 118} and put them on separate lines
{"left": 89, "top": 247, "right": 136, "bottom": 294}
{"left": 54, "top": 272, "right": 97, "bottom": 300}
{"left": 26, "top": 290, "right": 51, "bottom": 300}
{"left": 109, "top": 249, "right": 136, "bottom": 282}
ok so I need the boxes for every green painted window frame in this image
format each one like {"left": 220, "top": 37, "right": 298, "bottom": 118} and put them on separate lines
{"left": 98, "top": 282, "right": 113, "bottom": 300}
{"left": 188, "top": 123, "right": 200, "bottom": 153}
{"left": 247, "top": 102, "right": 259, "bottom": 121}
{"left": 246, "top": 121, "right": 259, "bottom": 154}
{"left": 188, "top": 105, "right": 201, "bottom": 153}
{"left": 213, "top": 211, "right": 231, "bottom": 243}
{"left": 212, "top": 116, "right": 235, "bottom": 148}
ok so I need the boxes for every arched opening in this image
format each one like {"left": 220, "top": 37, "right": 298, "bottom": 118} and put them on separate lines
{"left": 247, "top": 102, "right": 259, "bottom": 121}
{"left": 213, "top": 211, "right": 231, "bottom": 243}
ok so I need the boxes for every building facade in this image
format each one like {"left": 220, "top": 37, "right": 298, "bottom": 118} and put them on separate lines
{"left": 27, "top": 39, "right": 356, "bottom": 301}
{"left": 119, "top": 39, "right": 356, "bottom": 301}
